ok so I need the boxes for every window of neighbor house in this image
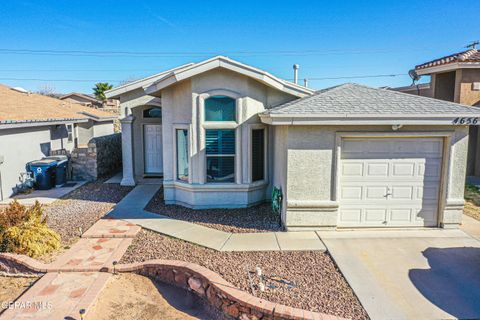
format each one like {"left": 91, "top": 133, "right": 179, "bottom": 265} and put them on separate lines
{"left": 143, "top": 107, "right": 162, "bottom": 118}
{"left": 176, "top": 129, "right": 189, "bottom": 182}
{"left": 251, "top": 129, "right": 265, "bottom": 182}
{"left": 66, "top": 124, "right": 73, "bottom": 142}
{"left": 204, "top": 96, "right": 236, "bottom": 121}
{"left": 206, "top": 129, "right": 235, "bottom": 182}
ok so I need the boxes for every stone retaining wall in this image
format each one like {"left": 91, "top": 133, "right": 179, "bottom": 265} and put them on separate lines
{"left": 116, "top": 260, "right": 344, "bottom": 320}
{"left": 0, "top": 253, "right": 345, "bottom": 320}
{"left": 71, "top": 133, "right": 122, "bottom": 181}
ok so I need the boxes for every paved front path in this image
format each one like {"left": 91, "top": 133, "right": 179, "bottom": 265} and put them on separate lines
{"left": 461, "top": 213, "right": 480, "bottom": 239}
{"left": 107, "top": 185, "right": 326, "bottom": 252}
{"left": 1, "top": 219, "right": 140, "bottom": 320}
{"left": 320, "top": 228, "right": 480, "bottom": 320}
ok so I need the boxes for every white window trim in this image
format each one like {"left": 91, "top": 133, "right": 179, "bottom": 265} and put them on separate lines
{"left": 247, "top": 124, "right": 268, "bottom": 185}
{"left": 172, "top": 124, "right": 192, "bottom": 184}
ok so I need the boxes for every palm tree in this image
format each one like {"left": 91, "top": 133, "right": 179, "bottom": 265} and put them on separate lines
{"left": 92, "top": 82, "right": 113, "bottom": 101}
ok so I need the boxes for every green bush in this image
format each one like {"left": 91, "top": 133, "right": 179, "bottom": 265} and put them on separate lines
{"left": 0, "top": 200, "right": 60, "bottom": 258}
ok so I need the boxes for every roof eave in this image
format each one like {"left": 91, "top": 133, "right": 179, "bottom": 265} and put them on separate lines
{"left": 105, "top": 63, "right": 195, "bottom": 99}
{"left": 260, "top": 112, "right": 480, "bottom": 126}
{"left": 0, "top": 118, "right": 88, "bottom": 129}
{"left": 416, "top": 62, "right": 480, "bottom": 75}
{"left": 143, "top": 56, "right": 314, "bottom": 98}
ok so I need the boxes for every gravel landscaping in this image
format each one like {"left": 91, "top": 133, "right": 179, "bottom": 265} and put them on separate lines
{"left": 43, "top": 181, "right": 133, "bottom": 258}
{"left": 145, "top": 187, "right": 282, "bottom": 233}
{"left": 121, "top": 229, "right": 369, "bottom": 320}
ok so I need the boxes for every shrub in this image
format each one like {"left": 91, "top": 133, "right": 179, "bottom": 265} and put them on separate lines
{"left": 0, "top": 200, "right": 60, "bottom": 258}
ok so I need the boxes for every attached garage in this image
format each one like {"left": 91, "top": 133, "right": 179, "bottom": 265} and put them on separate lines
{"left": 261, "top": 83, "right": 480, "bottom": 230}
{"left": 338, "top": 137, "right": 443, "bottom": 228}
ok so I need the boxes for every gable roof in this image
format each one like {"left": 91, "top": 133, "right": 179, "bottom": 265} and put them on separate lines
{"left": 144, "top": 56, "right": 314, "bottom": 98}
{"left": 261, "top": 83, "right": 480, "bottom": 125}
{"left": 415, "top": 49, "right": 480, "bottom": 74}
{"left": 105, "top": 63, "right": 195, "bottom": 98}
{"left": 60, "top": 92, "right": 100, "bottom": 103}
{"left": 0, "top": 84, "right": 116, "bottom": 128}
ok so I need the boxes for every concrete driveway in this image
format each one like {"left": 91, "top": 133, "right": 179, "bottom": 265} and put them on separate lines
{"left": 320, "top": 228, "right": 480, "bottom": 320}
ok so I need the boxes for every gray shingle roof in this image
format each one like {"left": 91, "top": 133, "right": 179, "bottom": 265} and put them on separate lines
{"left": 266, "top": 83, "right": 480, "bottom": 116}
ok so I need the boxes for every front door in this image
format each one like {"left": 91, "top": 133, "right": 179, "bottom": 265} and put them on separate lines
{"left": 144, "top": 124, "right": 163, "bottom": 174}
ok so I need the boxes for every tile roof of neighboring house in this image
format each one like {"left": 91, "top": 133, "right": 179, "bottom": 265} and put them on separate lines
{"left": 265, "top": 83, "right": 480, "bottom": 116}
{"left": 415, "top": 49, "right": 480, "bottom": 70}
{"left": 0, "top": 84, "right": 116, "bottom": 126}
{"left": 60, "top": 92, "right": 100, "bottom": 103}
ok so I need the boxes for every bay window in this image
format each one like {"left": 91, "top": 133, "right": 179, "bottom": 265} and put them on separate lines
{"left": 205, "top": 129, "right": 235, "bottom": 182}
{"left": 251, "top": 129, "right": 265, "bottom": 182}
{"left": 204, "top": 96, "right": 236, "bottom": 121}
{"left": 176, "top": 129, "right": 189, "bottom": 181}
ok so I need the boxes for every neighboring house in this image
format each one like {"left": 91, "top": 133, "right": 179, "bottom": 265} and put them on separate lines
{"left": 60, "top": 92, "right": 120, "bottom": 110}
{"left": 60, "top": 92, "right": 103, "bottom": 108}
{"left": 0, "top": 84, "right": 116, "bottom": 200}
{"left": 106, "top": 56, "right": 480, "bottom": 230}
{"left": 393, "top": 48, "right": 480, "bottom": 176}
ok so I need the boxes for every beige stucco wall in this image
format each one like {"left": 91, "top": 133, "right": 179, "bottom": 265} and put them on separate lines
{"left": 458, "top": 69, "right": 480, "bottom": 106}
{"left": 161, "top": 69, "right": 295, "bottom": 208}
{"left": 275, "top": 125, "right": 469, "bottom": 230}
{"left": 92, "top": 121, "right": 115, "bottom": 138}
{"left": 0, "top": 124, "right": 76, "bottom": 200}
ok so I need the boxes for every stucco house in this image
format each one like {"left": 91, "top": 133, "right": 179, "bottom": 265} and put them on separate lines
{"left": 0, "top": 84, "right": 116, "bottom": 200}
{"left": 393, "top": 48, "right": 480, "bottom": 176}
{"left": 106, "top": 56, "right": 480, "bottom": 230}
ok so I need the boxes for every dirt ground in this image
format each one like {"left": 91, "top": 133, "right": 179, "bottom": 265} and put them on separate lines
{"left": 0, "top": 276, "right": 38, "bottom": 314}
{"left": 87, "top": 273, "right": 221, "bottom": 320}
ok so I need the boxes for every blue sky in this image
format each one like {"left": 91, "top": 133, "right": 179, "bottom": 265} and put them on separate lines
{"left": 0, "top": 0, "right": 478, "bottom": 94}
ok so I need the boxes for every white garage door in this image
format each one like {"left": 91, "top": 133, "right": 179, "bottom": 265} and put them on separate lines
{"left": 339, "top": 137, "right": 443, "bottom": 227}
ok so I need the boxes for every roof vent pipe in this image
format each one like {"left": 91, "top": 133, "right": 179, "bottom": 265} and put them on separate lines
{"left": 293, "top": 64, "right": 299, "bottom": 84}
{"left": 303, "top": 78, "right": 308, "bottom": 87}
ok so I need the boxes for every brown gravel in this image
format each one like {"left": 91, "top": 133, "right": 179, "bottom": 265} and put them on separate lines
{"left": 120, "top": 229, "right": 369, "bottom": 320}
{"left": 40, "top": 181, "right": 133, "bottom": 262}
{"left": 145, "top": 187, "right": 282, "bottom": 233}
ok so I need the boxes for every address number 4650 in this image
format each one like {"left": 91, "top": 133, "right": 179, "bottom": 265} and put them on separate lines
{"left": 452, "top": 117, "right": 478, "bottom": 125}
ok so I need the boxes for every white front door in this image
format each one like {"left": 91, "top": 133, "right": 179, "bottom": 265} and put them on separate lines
{"left": 339, "top": 137, "right": 443, "bottom": 228}
{"left": 144, "top": 124, "right": 163, "bottom": 174}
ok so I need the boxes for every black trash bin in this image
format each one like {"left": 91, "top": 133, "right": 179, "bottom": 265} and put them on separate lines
{"left": 26, "top": 159, "right": 57, "bottom": 190}
{"left": 43, "top": 155, "right": 68, "bottom": 187}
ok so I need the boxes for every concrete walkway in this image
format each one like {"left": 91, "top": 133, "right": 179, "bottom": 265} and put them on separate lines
{"left": 320, "top": 227, "right": 480, "bottom": 320}
{"left": 461, "top": 213, "right": 480, "bottom": 239}
{"left": 1, "top": 219, "right": 140, "bottom": 320}
{"left": 106, "top": 184, "right": 326, "bottom": 252}
{"left": 0, "top": 181, "right": 86, "bottom": 206}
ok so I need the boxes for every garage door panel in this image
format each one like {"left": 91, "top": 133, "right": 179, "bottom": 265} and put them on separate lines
{"left": 390, "top": 208, "right": 412, "bottom": 222}
{"left": 342, "top": 163, "right": 364, "bottom": 176}
{"left": 390, "top": 186, "right": 413, "bottom": 200}
{"left": 341, "top": 186, "right": 363, "bottom": 200}
{"left": 365, "top": 209, "right": 387, "bottom": 223}
{"left": 339, "top": 137, "right": 442, "bottom": 228}
{"left": 367, "top": 163, "right": 389, "bottom": 176}
{"left": 365, "top": 186, "right": 388, "bottom": 200}
{"left": 340, "top": 209, "right": 362, "bottom": 223}
{"left": 392, "top": 163, "right": 415, "bottom": 176}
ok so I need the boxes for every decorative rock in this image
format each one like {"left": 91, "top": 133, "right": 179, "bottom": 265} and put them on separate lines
{"left": 224, "top": 303, "right": 240, "bottom": 318}
{"left": 188, "top": 277, "right": 205, "bottom": 295}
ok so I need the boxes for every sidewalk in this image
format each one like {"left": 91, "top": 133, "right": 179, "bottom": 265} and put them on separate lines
{"left": 107, "top": 184, "right": 326, "bottom": 252}
{"left": 1, "top": 219, "right": 140, "bottom": 320}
